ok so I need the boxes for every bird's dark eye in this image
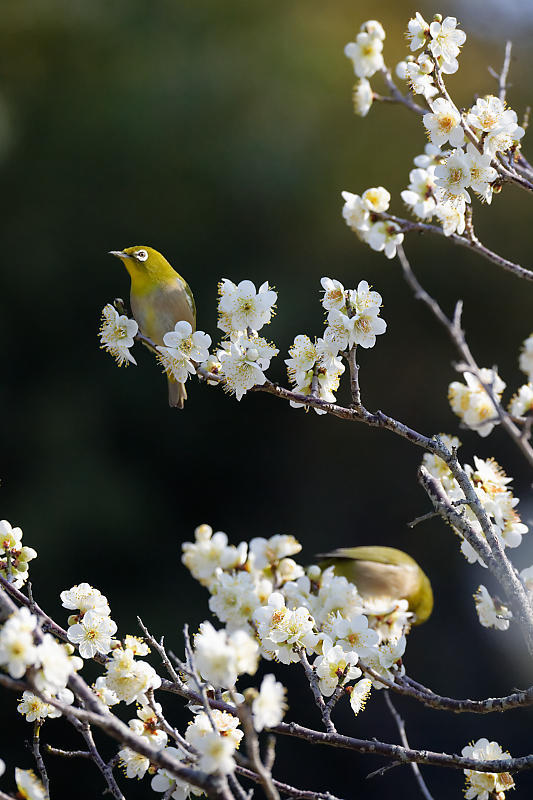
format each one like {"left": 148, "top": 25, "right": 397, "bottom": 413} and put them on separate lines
{"left": 135, "top": 249, "right": 148, "bottom": 262}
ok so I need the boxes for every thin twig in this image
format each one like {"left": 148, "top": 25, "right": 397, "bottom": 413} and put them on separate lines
{"left": 380, "top": 66, "right": 427, "bottom": 115}
{"left": 31, "top": 721, "right": 50, "bottom": 799}
{"left": 138, "top": 617, "right": 183, "bottom": 685}
{"left": 497, "top": 41, "right": 513, "bottom": 102}
{"left": 383, "top": 692, "right": 435, "bottom": 800}
{"left": 236, "top": 764, "right": 344, "bottom": 800}
{"left": 45, "top": 745, "right": 92, "bottom": 759}
{"left": 79, "top": 722, "right": 126, "bottom": 800}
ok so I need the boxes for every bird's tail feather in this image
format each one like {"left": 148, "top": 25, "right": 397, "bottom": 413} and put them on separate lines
{"left": 168, "top": 379, "right": 187, "bottom": 409}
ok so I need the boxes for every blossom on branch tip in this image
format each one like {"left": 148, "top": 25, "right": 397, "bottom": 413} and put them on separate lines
{"left": 103, "top": 646, "right": 161, "bottom": 704}
{"left": 99, "top": 303, "right": 138, "bottom": 367}
{"left": 0, "top": 519, "right": 37, "bottom": 589}
{"left": 467, "top": 95, "right": 525, "bottom": 157}
{"left": 250, "top": 534, "right": 302, "bottom": 569}
{"left": 474, "top": 585, "right": 512, "bottom": 631}
{"left": 405, "top": 60, "right": 438, "bottom": 100}
{"left": 448, "top": 368, "right": 505, "bottom": 437}
{"left": 344, "top": 32, "right": 384, "bottom": 79}
{"left": 362, "top": 186, "right": 390, "bottom": 213}
{"left": 461, "top": 738, "right": 514, "bottom": 800}
{"left": 428, "top": 16, "right": 466, "bottom": 74}
{"left": 182, "top": 525, "right": 247, "bottom": 589}
{"left": 435, "top": 197, "right": 466, "bottom": 236}
{"left": 406, "top": 12, "right": 429, "bottom": 51}
{"left": 341, "top": 191, "right": 371, "bottom": 237}
{"left": 252, "top": 673, "right": 288, "bottom": 731}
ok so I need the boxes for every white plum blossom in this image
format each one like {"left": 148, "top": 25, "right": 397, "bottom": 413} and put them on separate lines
{"left": 194, "top": 621, "right": 259, "bottom": 687}
{"left": 362, "top": 186, "right": 390, "bottom": 213}
{"left": 103, "top": 646, "right": 161, "bottom": 705}
{"left": 331, "top": 612, "right": 380, "bottom": 658}
{"left": 353, "top": 78, "right": 373, "bottom": 117}
{"left": 414, "top": 143, "right": 444, "bottom": 169}
{"left": 465, "top": 143, "right": 498, "bottom": 203}
{"left": 314, "top": 643, "right": 361, "bottom": 696}
{"left": 218, "top": 279, "right": 276, "bottom": 334}
{"left": 461, "top": 738, "right": 514, "bottom": 800}
{"left": 0, "top": 607, "right": 38, "bottom": 678}
{"left": 253, "top": 592, "right": 318, "bottom": 664}
{"left": 0, "top": 519, "right": 37, "bottom": 589}
{"left": 435, "top": 148, "right": 472, "bottom": 203}
{"left": 118, "top": 747, "right": 150, "bottom": 780}
{"left": 363, "top": 635, "right": 406, "bottom": 688}
{"left": 249, "top": 534, "right": 302, "bottom": 569}
{"left": 341, "top": 191, "right": 371, "bottom": 237}
{"left": 360, "top": 20, "right": 385, "bottom": 41}
{"left": 349, "top": 678, "right": 372, "bottom": 715}
{"left": 324, "top": 281, "right": 386, "bottom": 350}
{"left": 401, "top": 167, "right": 437, "bottom": 220}
{"left": 186, "top": 709, "right": 243, "bottom": 751}
{"left": 448, "top": 369, "right": 506, "bottom": 437}
{"left": 60, "top": 583, "right": 111, "bottom": 617}
{"left": 99, "top": 304, "right": 138, "bottom": 366}
{"left": 344, "top": 32, "right": 384, "bottom": 79}
{"left": 67, "top": 609, "right": 117, "bottom": 659}
{"left": 474, "top": 585, "right": 512, "bottom": 631}
{"left": 218, "top": 332, "right": 278, "bottom": 401}
{"left": 285, "top": 335, "right": 319, "bottom": 379}
{"left": 157, "top": 321, "right": 211, "bottom": 384}
{"left": 366, "top": 220, "right": 404, "bottom": 259}
{"left": 252, "top": 674, "right": 288, "bottom": 731}
{"left": 288, "top": 359, "right": 345, "bottom": 414}
{"left": 423, "top": 98, "right": 464, "bottom": 148}
{"left": 405, "top": 61, "right": 438, "bottom": 101}
{"left": 17, "top": 690, "right": 61, "bottom": 722}
{"left": 150, "top": 747, "right": 197, "bottom": 800}
{"left": 196, "top": 730, "right": 236, "bottom": 775}
{"left": 320, "top": 278, "right": 346, "bottom": 312}
{"left": 428, "top": 16, "right": 466, "bottom": 74}
{"left": 435, "top": 197, "right": 466, "bottom": 236}
{"left": 467, "top": 95, "right": 525, "bottom": 157}
{"left": 208, "top": 570, "right": 266, "bottom": 630}
{"left": 34, "top": 634, "right": 72, "bottom": 693}
{"left": 519, "top": 333, "right": 533, "bottom": 381}
{"left": 406, "top": 12, "right": 429, "bottom": 51}
{"left": 15, "top": 769, "right": 47, "bottom": 800}
{"left": 508, "top": 383, "right": 533, "bottom": 417}
{"left": 182, "top": 524, "right": 247, "bottom": 589}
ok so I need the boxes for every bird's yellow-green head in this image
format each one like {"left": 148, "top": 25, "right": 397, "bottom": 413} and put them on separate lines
{"left": 109, "top": 246, "right": 179, "bottom": 289}
{"left": 318, "top": 545, "right": 434, "bottom": 625}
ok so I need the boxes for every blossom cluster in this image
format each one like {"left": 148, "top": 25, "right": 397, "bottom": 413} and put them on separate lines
{"left": 99, "top": 303, "right": 138, "bottom": 366}
{"left": 285, "top": 277, "right": 386, "bottom": 411}
{"left": 0, "top": 519, "right": 37, "bottom": 589}
{"left": 182, "top": 523, "right": 412, "bottom": 721}
{"left": 422, "top": 437, "right": 528, "bottom": 572}
{"left": 447, "top": 334, "right": 533, "bottom": 437}
{"left": 343, "top": 13, "right": 527, "bottom": 255}
{"left": 461, "top": 738, "right": 514, "bottom": 800}
{"left": 203, "top": 278, "right": 279, "bottom": 400}
{"left": 0, "top": 606, "right": 79, "bottom": 724}
{"left": 341, "top": 187, "right": 403, "bottom": 259}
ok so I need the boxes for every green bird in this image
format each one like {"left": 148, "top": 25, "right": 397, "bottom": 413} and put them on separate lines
{"left": 318, "top": 546, "right": 433, "bottom": 625}
{"left": 109, "top": 246, "right": 196, "bottom": 409}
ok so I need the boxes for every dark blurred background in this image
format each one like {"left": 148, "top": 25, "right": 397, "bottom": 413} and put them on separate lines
{"left": 1, "top": 0, "right": 533, "bottom": 797}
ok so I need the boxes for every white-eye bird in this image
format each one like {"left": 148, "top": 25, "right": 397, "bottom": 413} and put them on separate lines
{"left": 318, "top": 546, "right": 433, "bottom": 625}
{"left": 109, "top": 246, "right": 196, "bottom": 409}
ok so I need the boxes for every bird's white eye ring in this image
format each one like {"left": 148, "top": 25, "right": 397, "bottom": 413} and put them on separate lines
{"left": 135, "top": 249, "right": 148, "bottom": 262}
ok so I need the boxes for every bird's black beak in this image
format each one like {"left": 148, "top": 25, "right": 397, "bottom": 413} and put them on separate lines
{"left": 108, "top": 250, "right": 131, "bottom": 259}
